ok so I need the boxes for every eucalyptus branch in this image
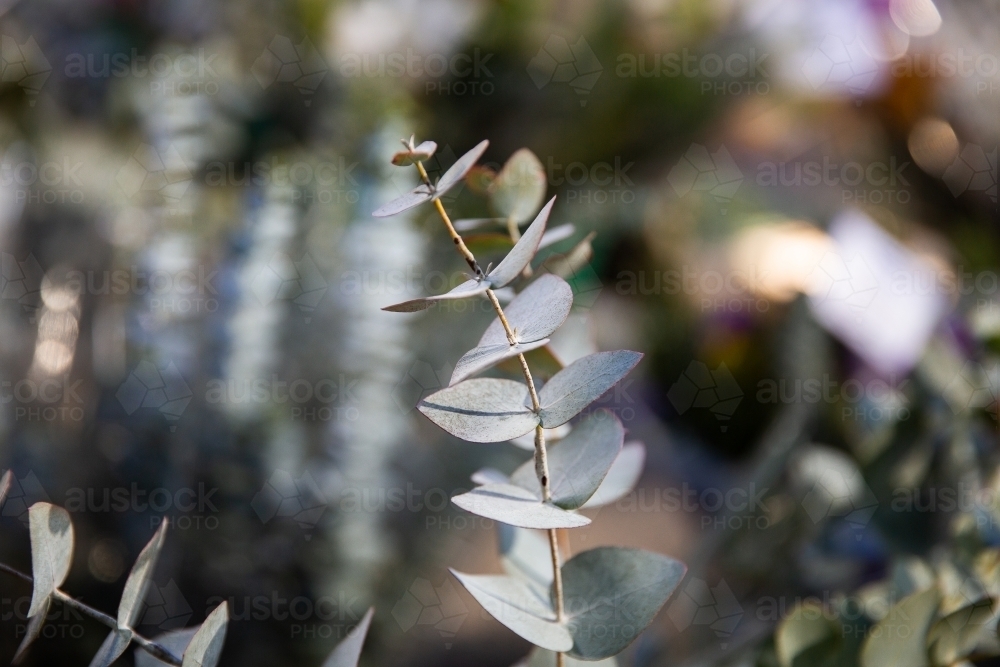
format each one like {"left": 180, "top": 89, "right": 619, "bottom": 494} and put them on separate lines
{"left": 378, "top": 139, "right": 681, "bottom": 666}
{"left": 0, "top": 562, "right": 183, "bottom": 666}
{"left": 413, "top": 157, "right": 567, "bottom": 638}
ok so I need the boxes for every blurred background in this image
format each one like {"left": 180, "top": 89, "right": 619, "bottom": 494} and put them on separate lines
{"left": 0, "top": 0, "right": 998, "bottom": 665}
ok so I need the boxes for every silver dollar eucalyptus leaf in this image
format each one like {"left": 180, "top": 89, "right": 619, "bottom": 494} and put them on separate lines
{"left": 382, "top": 278, "right": 490, "bottom": 312}
{"left": 451, "top": 483, "right": 591, "bottom": 529}
{"left": 581, "top": 442, "right": 646, "bottom": 509}
{"left": 322, "top": 607, "right": 374, "bottom": 667}
{"left": 12, "top": 596, "right": 48, "bottom": 664}
{"left": 434, "top": 140, "right": 490, "bottom": 199}
{"left": 89, "top": 629, "right": 133, "bottom": 667}
{"left": 489, "top": 148, "right": 547, "bottom": 225}
{"left": 560, "top": 547, "right": 687, "bottom": 660}
{"left": 510, "top": 411, "right": 624, "bottom": 509}
{"left": 371, "top": 184, "right": 435, "bottom": 218}
{"left": 182, "top": 602, "right": 229, "bottom": 667}
{"left": 478, "top": 275, "right": 573, "bottom": 348}
{"left": 487, "top": 197, "right": 555, "bottom": 288}
{"left": 418, "top": 378, "right": 539, "bottom": 443}
{"left": 27, "top": 502, "right": 74, "bottom": 618}
{"left": 451, "top": 570, "right": 574, "bottom": 652}
{"left": 119, "top": 520, "right": 168, "bottom": 629}
{"left": 538, "top": 351, "right": 642, "bottom": 428}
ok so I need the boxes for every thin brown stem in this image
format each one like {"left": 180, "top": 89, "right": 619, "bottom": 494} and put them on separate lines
{"left": 416, "top": 157, "right": 566, "bottom": 662}
{"left": 414, "top": 161, "right": 484, "bottom": 278}
{"left": 0, "top": 564, "right": 183, "bottom": 666}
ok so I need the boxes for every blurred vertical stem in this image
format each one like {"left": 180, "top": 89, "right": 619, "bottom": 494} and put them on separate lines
{"left": 414, "top": 160, "right": 567, "bottom": 664}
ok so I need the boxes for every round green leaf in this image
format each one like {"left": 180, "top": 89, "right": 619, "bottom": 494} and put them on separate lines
{"left": 538, "top": 351, "right": 643, "bottom": 428}
{"left": 560, "top": 547, "right": 687, "bottom": 660}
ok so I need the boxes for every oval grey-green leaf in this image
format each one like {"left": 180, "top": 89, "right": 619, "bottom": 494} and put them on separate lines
{"left": 451, "top": 570, "right": 573, "bottom": 652}
{"left": 418, "top": 379, "right": 539, "bottom": 443}
{"left": 452, "top": 483, "right": 591, "bottom": 529}
{"left": 487, "top": 197, "right": 555, "bottom": 288}
{"left": 538, "top": 351, "right": 642, "bottom": 428}
{"left": 510, "top": 411, "right": 623, "bottom": 509}
{"left": 560, "top": 547, "right": 687, "bottom": 660}
{"left": 478, "top": 274, "right": 573, "bottom": 348}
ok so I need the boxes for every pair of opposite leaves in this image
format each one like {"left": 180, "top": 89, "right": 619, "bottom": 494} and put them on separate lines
{"left": 455, "top": 529, "right": 686, "bottom": 660}
{"left": 373, "top": 143, "right": 683, "bottom": 662}
{"left": 19, "top": 504, "right": 226, "bottom": 667}
{"left": 11, "top": 494, "right": 373, "bottom": 667}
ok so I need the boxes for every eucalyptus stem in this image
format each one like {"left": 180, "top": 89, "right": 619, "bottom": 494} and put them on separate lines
{"left": 0, "top": 563, "right": 183, "bottom": 666}
{"left": 414, "top": 159, "right": 567, "bottom": 659}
